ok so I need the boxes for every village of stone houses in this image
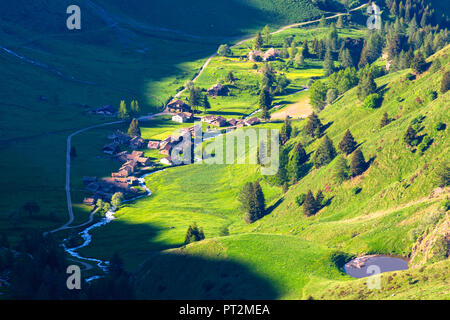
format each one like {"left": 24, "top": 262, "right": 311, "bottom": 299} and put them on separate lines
{"left": 83, "top": 88, "right": 262, "bottom": 208}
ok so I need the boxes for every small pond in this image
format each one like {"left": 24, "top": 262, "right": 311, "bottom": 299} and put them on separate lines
{"left": 344, "top": 255, "right": 409, "bottom": 279}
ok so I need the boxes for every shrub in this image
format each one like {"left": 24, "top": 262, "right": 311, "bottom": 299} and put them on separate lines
{"left": 364, "top": 93, "right": 381, "bottom": 108}
{"left": 295, "top": 194, "right": 306, "bottom": 206}
{"left": 426, "top": 90, "right": 438, "bottom": 102}
{"left": 433, "top": 122, "right": 446, "bottom": 131}
{"left": 351, "top": 187, "right": 362, "bottom": 195}
{"left": 417, "top": 136, "right": 432, "bottom": 155}
{"left": 430, "top": 59, "right": 441, "bottom": 73}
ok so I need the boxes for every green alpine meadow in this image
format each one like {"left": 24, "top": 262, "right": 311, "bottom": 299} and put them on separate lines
{"left": 0, "top": 0, "right": 448, "bottom": 301}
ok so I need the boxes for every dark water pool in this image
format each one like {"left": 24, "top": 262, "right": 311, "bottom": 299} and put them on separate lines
{"left": 344, "top": 255, "right": 409, "bottom": 278}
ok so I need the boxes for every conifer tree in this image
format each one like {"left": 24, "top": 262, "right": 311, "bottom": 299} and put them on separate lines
{"left": 440, "top": 71, "right": 450, "bottom": 94}
{"left": 337, "top": 15, "right": 344, "bottom": 28}
{"left": 288, "top": 142, "right": 308, "bottom": 182}
{"left": 254, "top": 31, "right": 263, "bottom": 50}
{"left": 294, "top": 52, "right": 304, "bottom": 68}
{"left": 313, "top": 135, "right": 337, "bottom": 168}
{"left": 410, "top": 51, "right": 427, "bottom": 74}
{"left": 280, "top": 116, "right": 292, "bottom": 144}
{"left": 305, "top": 113, "right": 323, "bottom": 137}
{"left": 338, "top": 129, "right": 357, "bottom": 155}
{"left": 380, "top": 112, "right": 390, "bottom": 128}
{"left": 127, "top": 118, "right": 141, "bottom": 137}
{"left": 303, "top": 190, "right": 317, "bottom": 216}
{"left": 259, "top": 86, "right": 272, "bottom": 109}
{"left": 315, "top": 190, "right": 324, "bottom": 209}
{"left": 403, "top": 125, "right": 418, "bottom": 146}
{"left": 253, "top": 181, "right": 266, "bottom": 220}
{"left": 350, "top": 149, "right": 366, "bottom": 176}
{"left": 319, "top": 15, "right": 326, "bottom": 27}
{"left": 184, "top": 223, "right": 205, "bottom": 244}
{"left": 261, "top": 105, "right": 270, "bottom": 121}
{"left": 118, "top": 100, "right": 130, "bottom": 119}
{"left": 323, "top": 47, "right": 335, "bottom": 76}
{"left": 334, "top": 155, "right": 349, "bottom": 183}
{"left": 357, "top": 72, "right": 377, "bottom": 101}
{"left": 202, "top": 94, "right": 211, "bottom": 113}
{"left": 262, "top": 25, "right": 271, "bottom": 46}
{"left": 302, "top": 40, "right": 310, "bottom": 59}
{"left": 290, "top": 40, "right": 298, "bottom": 58}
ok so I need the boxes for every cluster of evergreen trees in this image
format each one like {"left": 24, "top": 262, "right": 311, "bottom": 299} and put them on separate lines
{"left": 258, "top": 63, "right": 290, "bottom": 120}
{"left": 118, "top": 99, "right": 140, "bottom": 119}
{"left": 184, "top": 224, "right": 205, "bottom": 244}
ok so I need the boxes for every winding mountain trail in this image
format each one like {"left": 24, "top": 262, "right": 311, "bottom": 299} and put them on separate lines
{"left": 50, "top": 2, "right": 370, "bottom": 273}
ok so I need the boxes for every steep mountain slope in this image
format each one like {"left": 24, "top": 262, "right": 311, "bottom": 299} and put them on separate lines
{"left": 132, "top": 45, "right": 449, "bottom": 299}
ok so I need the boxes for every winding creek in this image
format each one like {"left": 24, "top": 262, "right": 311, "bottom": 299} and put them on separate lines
{"left": 61, "top": 170, "right": 160, "bottom": 282}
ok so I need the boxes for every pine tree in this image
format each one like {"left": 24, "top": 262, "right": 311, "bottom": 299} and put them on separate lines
{"left": 337, "top": 15, "right": 344, "bottom": 28}
{"left": 226, "top": 71, "right": 235, "bottom": 83}
{"left": 380, "top": 112, "right": 390, "bottom": 128}
{"left": 118, "top": 100, "right": 129, "bottom": 119}
{"left": 338, "top": 129, "right": 357, "bottom": 155}
{"left": 305, "top": 112, "right": 323, "bottom": 137}
{"left": 262, "top": 25, "right": 271, "bottom": 46}
{"left": 410, "top": 51, "right": 427, "bottom": 74}
{"left": 403, "top": 125, "right": 418, "bottom": 146}
{"left": 313, "top": 135, "right": 337, "bottom": 168}
{"left": 280, "top": 116, "right": 292, "bottom": 144}
{"left": 357, "top": 72, "right": 377, "bottom": 101}
{"left": 202, "top": 94, "right": 211, "bottom": 113}
{"left": 288, "top": 142, "right": 308, "bottom": 182}
{"left": 238, "top": 182, "right": 254, "bottom": 213}
{"left": 323, "top": 48, "right": 335, "bottom": 77}
{"left": 328, "top": 23, "right": 338, "bottom": 52}
{"left": 440, "top": 71, "right": 450, "bottom": 94}
{"left": 294, "top": 52, "right": 304, "bottom": 68}
{"left": 254, "top": 31, "right": 263, "bottom": 50}
{"left": 259, "top": 86, "right": 272, "bottom": 109}
{"left": 302, "top": 40, "right": 310, "bottom": 59}
{"left": 127, "top": 118, "right": 141, "bottom": 137}
{"left": 130, "top": 100, "right": 140, "bottom": 115}
{"left": 319, "top": 15, "right": 326, "bottom": 27}
{"left": 281, "top": 40, "right": 290, "bottom": 59}
{"left": 334, "top": 155, "right": 349, "bottom": 183}
{"left": 184, "top": 223, "right": 205, "bottom": 244}
{"left": 350, "top": 149, "right": 366, "bottom": 176}
{"left": 261, "top": 105, "right": 270, "bottom": 121}
{"left": 310, "top": 80, "right": 327, "bottom": 111}
{"left": 290, "top": 40, "right": 298, "bottom": 58}
{"left": 303, "top": 190, "right": 317, "bottom": 216}
{"left": 253, "top": 181, "right": 266, "bottom": 220}
{"left": 315, "top": 190, "right": 324, "bottom": 209}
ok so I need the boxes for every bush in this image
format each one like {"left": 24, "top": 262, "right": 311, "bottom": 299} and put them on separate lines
{"left": 426, "top": 90, "right": 438, "bottom": 102}
{"left": 433, "top": 122, "right": 446, "bottom": 131}
{"left": 363, "top": 93, "right": 381, "bottom": 108}
{"left": 417, "top": 136, "right": 432, "bottom": 155}
{"left": 295, "top": 194, "right": 306, "bottom": 206}
{"left": 351, "top": 187, "right": 362, "bottom": 195}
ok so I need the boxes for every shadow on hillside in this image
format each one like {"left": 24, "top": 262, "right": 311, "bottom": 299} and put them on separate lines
{"left": 265, "top": 197, "right": 284, "bottom": 216}
{"left": 81, "top": 217, "right": 278, "bottom": 299}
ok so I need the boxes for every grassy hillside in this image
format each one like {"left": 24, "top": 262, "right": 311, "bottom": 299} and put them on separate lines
{"left": 126, "top": 45, "right": 449, "bottom": 299}
{"left": 0, "top": 0, "right": 333, "bottom": 241}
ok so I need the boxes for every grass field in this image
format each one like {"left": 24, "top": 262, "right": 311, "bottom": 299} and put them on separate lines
{"left": 96, "top": 45, "right": 450, "bottom": 298}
